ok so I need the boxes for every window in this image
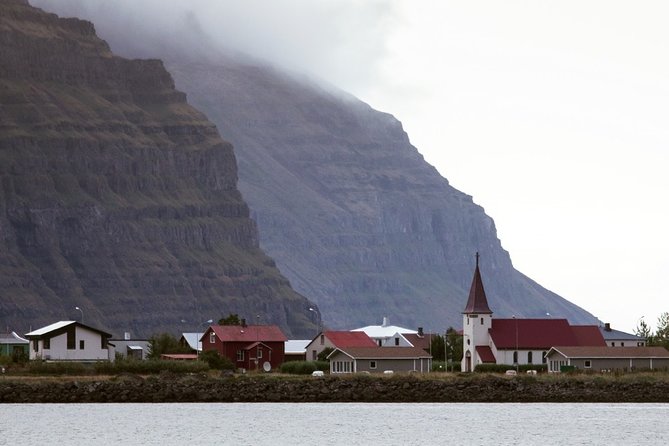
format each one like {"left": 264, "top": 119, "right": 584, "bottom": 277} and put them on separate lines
{"left": 394, "top": 337, "right": 400, "bottom": 346}
{"left": 67, "top": 327, "right": 76, "bottom": 350}
{"left": 236, "top": 350, "right": 244, "bottom": 361}
{"left": 513, "top": 351, "right": 518, "bottom": 364}
{"left": 527, "top": 351, "right": 533, "bottom": 364}
{"left": 370, "top": 360, "right": 377, "bottom": 369}
{"left": 611, "top": 342, "right": 615, "bottom": 346}
{"left": 43, "top": 338, "right": 50, "bottom": 349}
{"left": 621, "top": 342, "right": 625, "bottom": 347}
{"left": 79, "top": 340, "right": 85, "bottom": 350}
{"left": 542, "top": 351, "right": 547, "bottom": 364}
{"left": 209, "top": 332, "right": 216, "bottom": 344}
{"left": 467, "top": 318, "right": 470, "bottom": 325}
{"left": 33, "top": 340, "right": 38, "bottom": 352}
{"left": 320, "top": 335, "right": 324, "bottom": 345}
{"left": 584, "top": 360, "right": 592, "bottom": 368}
{"left": 257, "top": 347, "right": 262, "bottom": 358}
{"left": 312, "top": 350, "right": 317, "bottom": 361}
{"left": 480, "top": 318, "right": 484, "bottom": 325}
{"left": 377, "top": 340, "right": 382, "bottom": 347}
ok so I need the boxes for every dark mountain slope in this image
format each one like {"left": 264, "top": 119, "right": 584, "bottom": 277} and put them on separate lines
{"left": 28, "top": 1, "right": 599, "bottom": 331}
{"left": 0, "top": 0, "right": 316, "bottom": 337}
{"left": 163, "top": 60, "right": 598, "bottom": 330}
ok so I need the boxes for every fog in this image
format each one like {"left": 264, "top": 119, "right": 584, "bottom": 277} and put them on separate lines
{"left": 30, "top": 0, "right": 397, "bottom": 94}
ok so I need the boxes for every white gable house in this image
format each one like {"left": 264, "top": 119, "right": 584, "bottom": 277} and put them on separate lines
{"left": 25, "top": 321, "right": 113, "bottom": 362}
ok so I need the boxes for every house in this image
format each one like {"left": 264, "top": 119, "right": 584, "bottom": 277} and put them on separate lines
{"left": 461, "top": 253, "right": 606, "bottom": 372}
{"left": 180, "top": 332, "right": 206, "bottom": 353}
{"left": 24, "top": 321, "right": 113, "bottom": 362}
{"left": 0, "top": 331, "right": 29, "bottom": 359}
{"left": 109, "top": 332, "right": 150, "bottom": 360}
{"left": 327, "top": 346, "right": 432, "bottom": 374}
{"left": 599, "top": 323, "right": 646, "bottom": 347}
{"left": 546, "top": 346, "right": 669, "bottom": 372}
{"left": 201, "top": 324, "right": 287, "bottom": 371}
{"left": 304, "top": 330, "right": 378, "bottom": 361}
{"left": 352, "top": 317, "right": 418, "bottom": 346}
{"left": 284, "top": 340, "right": 310, "bottom": 362}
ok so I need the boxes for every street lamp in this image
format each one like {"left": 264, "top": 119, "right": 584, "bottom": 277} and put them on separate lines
{"left": 74, "top": 306, "right": 83, "bottom": 324}
{"left": 308, "top": 307, "right": 321, "bottom": 336}
{"left": 197, "top": 319, "right": 213, "bottom": 358}
{"left": 513, "top": 315, "right": 519, "bottom": 372}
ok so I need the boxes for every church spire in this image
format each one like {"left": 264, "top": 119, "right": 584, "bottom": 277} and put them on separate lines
{"left": 463, "top": 252, "right": 492, "bottom": 314}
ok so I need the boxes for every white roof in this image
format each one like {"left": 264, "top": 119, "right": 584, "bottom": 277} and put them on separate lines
{"left": 0, "top": 331, "right": 29, "bottom": 344}
{"left": 285, "top": 340, "right": 310, "bottom": 354}
{"left": 182, "top": 332, "right": 205, "bottom": 351}
{"left": 25, "top": 321, "right": 76, "bottom": 337}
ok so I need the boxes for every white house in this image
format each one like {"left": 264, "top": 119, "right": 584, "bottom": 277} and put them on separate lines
{"left": 25, "top": 321, "right": 113, "bottom": 362}
{"left": 352, "top": 317, "right": 418, "bottom": 347}
{"left": 599, "top": 323, "right": 646, "bottom": 347}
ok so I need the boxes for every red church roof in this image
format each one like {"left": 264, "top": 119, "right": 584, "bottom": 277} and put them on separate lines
{"left": 209, "top": 325, "right": 287, "bottom": 343}
{"left": 325, "top": 331, "right": 377, "bottom": 348}
{"left": 476, "top": 346, "right": 496, "bottom": 363}
{"left": 490, "top": 319, "right": 606, "bottom": 350}
{"left": 462, "top": 253, "right": 492, "bottom": 314}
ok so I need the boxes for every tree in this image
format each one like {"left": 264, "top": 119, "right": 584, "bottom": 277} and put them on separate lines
{"left": 429, "top": 334, "right": 445, "bottom": 361}
{"left": 655, "top": 312, "right": 669, "bottom": 349}
{"left": 445, "top": 327, "right": 463, "bottom": 368}
{"left": 219, "top": 313, "right": 241, "bottom": 326}
{"left": 317, "top": 347, "right": 334, "bottom": 362}
{"left": 634, "top": 316, "right": 654, "bottom": 345}
{"left": 199, "top": 350, "right": 234, "bottom": 370}
{"left": 147, "top": 333, "right": 190, "bottom": 359}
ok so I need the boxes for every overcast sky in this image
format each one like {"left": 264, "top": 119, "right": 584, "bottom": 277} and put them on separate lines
{"left": 35, "top": 0, "right": 669, "bottom": 333}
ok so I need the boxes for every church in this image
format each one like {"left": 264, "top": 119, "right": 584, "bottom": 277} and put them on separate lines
{"left": 461, "top": 253, "right": 607, "bottom": 372}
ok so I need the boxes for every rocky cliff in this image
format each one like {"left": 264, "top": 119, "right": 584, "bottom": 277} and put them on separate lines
{"left": 25, "top": 1, "right": 600, "bottom": 332}
{"left": 0, "top": 0, "right": 316, "bottom": 338}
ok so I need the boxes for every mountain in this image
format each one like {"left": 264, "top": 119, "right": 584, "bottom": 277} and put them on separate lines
{"left": 0, "top": 0, "right": 317, "bottom": 338}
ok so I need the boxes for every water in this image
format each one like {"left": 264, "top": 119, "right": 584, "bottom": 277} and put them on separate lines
{"left": 1, "top": 403, "right": 667, "bottom": 445}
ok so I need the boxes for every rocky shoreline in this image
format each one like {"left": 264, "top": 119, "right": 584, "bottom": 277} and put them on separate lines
{"left": 2, "top": 373, "right": 669, "bottom": 403}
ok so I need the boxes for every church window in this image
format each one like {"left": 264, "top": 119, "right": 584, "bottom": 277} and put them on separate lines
{"left": 527, "top": 351, "right": 533, "bottom": 364}
{"left": 480, "top": 318, "right": 484, "bottom": 325}
{"left": 513, "top": 351, "right": 518, "bottom": 364}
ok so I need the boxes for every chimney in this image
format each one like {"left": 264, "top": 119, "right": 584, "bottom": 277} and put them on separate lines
{"left": 417, "top": 327, "right": 424, "bottom": 337}
{"left": 241, "top": 318, "right": 247, "bottom": 328}
{"left": 382, "top": 316, "right": 389, "bottom": 327}
{"left": 124, "top": 332, "right": 131, "bottom": 340}
{"left": 604, "top": 322, "right": 611, "bottom": 332}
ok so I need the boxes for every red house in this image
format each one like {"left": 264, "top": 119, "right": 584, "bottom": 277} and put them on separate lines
{"left": 201, "top": 324, "right": 287, "bottom": 372}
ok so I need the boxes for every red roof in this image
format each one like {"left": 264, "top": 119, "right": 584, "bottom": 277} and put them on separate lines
{"left": 325, "top": 331, "right": 377, "bottom": 348}
{"left": 490, "top": 319, "right": 605, "bottom": 350}
{"left": 476, "top": 346, "right": 496, "bottom": 363}
{"left": 462, "top": 262, "right": 492, "bottom": 314}
{"left": 403, "top": 333, "right": 431, "bottom": 350}
{"left": 209, "top": 325, "right": 287, "bottom": 343}
{"left": 571, "top": 325, "right": 606, "bottom": 346}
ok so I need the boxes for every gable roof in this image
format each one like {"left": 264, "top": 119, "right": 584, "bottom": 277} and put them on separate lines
{"left": 209, "top": 325, "right": 287, "bottom": 343}
{"left": 0, "top": 331, "right": 29, "bottom": 344}
{"left": 462, "top": 255, "right": 492, "bottom": 314}
{"left": 403, "top": 333, "right": 432, "bottom": 350}
{"left": 548, "top": 346, "right": 669, "bottom": 359}
{"left": 490, "top": 319, "right": 606, "bottom": 350}
{"left": 329, "top": 346, "right": 432, "bottom": 360}
{"left": 24, "top": 321, "right": 111, "bottom": 339}
{"left": 181, "top": 332, "right": 205, "bottom": 351}
{"left": 285, "top": 340, "right": 310, "bottom": 354}
{"left": 324, "top": 331, "right": 378, "bottom": 348}
{"left": 476, "top": 345, "right": 496, "bottom": 363}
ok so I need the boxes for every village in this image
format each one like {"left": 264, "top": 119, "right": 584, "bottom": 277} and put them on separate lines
{"left": 3, "top": 255, "right": 668, "bottom": 377}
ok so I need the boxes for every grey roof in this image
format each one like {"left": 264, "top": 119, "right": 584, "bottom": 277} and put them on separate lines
{"left": 599, "top": 326, "right": 645, "bottom": 341}
{"left": 181, "top": 332, "right": 205, "bottom": 351}
{"left": 285, "top": 340, "right": 310, "bottom": 354}
{"left": 0, "top": 331, "right": 29, "bottom": 344}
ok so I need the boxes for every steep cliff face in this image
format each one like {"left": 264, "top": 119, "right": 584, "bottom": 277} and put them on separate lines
{"left": 162, "top": 59, "right": 598, "bottom": 330}
{"left": 0, "top": 0, "right": 316, "bottom": 337}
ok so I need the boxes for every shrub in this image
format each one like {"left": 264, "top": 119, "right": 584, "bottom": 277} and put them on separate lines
{"left": 280, "top": 360, "right": 328, "bottom": 375}
{"left": 95, "top": 359, "right": 209, "bottom": 375}
{"left": 474, "top": 363, "right": 547, "bottom": 374}
{"left": 199, "top": 350, "right": 234, "bottom": 371}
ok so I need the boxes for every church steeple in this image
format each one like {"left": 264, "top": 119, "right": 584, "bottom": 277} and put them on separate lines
{"left": 463, "top": 252, "right": 492, "bottom": 314}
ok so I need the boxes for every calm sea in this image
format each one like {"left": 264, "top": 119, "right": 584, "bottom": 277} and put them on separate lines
{"left": 0, "top": 402, "right": 667, "bottom": 445}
